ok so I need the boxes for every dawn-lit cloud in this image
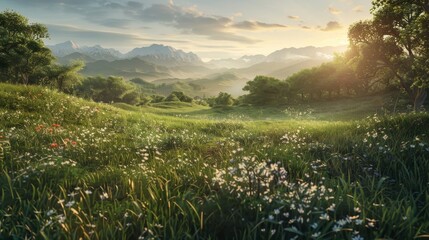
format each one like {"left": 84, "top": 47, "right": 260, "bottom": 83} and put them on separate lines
{"left": 353, "top": 5, "right": 364, "bottom": 12}
{"left": 288, "top": 15, "right": 300, "bottom": 20}
{"left": 329, "top": 7, "right": 342, "bottom": 15}
{"left": 320, "top": 21, "right": 342, "bottom": 31}
{"left": 46, "top": 24, "right": 188, "bottom": 46}
{"left": 137, "top": 3, "right": 283, "bottom": 43}
{"left": 232, "top": 21, "right": 287, "bottom": 30}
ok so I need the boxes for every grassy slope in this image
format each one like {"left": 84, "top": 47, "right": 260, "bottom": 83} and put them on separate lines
{"left": 0, "top": 83, "right": 428, "bottom": 239}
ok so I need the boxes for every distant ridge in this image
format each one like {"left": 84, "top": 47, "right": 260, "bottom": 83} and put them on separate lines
{"left": 48, "top": 41, "right": 203, "bottom": 66}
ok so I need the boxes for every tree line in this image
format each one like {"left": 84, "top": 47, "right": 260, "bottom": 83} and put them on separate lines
{"left": 1, "top": 0, "right": 428, "bottom": 110}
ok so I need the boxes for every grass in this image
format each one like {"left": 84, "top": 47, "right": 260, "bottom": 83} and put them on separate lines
{"left": 0, "top": 83, "right": 428, "bottom": 239}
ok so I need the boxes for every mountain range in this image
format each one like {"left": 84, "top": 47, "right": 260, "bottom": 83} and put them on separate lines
{"left": 48, "top": 41, "right": 346, "bottom": 96}
{"left": 49, "top": 41, "right": 203, "bottom": 66}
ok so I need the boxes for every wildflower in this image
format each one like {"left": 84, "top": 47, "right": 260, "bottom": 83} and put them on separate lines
{"left": 327, "top": 203, "right": 336, "bottom": 212}
{"left": 332, "top": 225, "right": 342, "bottom": 232}
{"left": 355, "top": 219, "right": 363, "bottom": 225}
{"left": 337, "top": 219, "right": 347, "bottom": 226}
{"left": 100, "top": 192, "right": 109, "bottom": 200}
{"left": 311, "top": 232, "right": 321, "bottom": 238}
{"left": 47, "top": 209, "right": 56, "bottom": 216}
{"left": 35, "top": 124, "right": 44, "bottom": 132}
{"left": 366, "top": 221, "right": 375, "bottom": 228}
{"left": 410, "top": 144, "right": 416, "bottom": 148}
{"left": 352, "top": 235, "right": 364, "bottom": 240}
{"left": 84, "top": 190, "right": 93, "bottom": 195}
{"left": 50, "top": 142, "right": 59, "bottom": 148}
{"left": 67, "top": 192, "right": 78, "bottom": 197}
{"left": 320, "top": 213, "right": 330, "bottom": 221}
{"left": 274, "top": 209, "right": 280, "bottom": 215}
{"left": 57, "top": 214, "right": 66, "bottom": 223}
{"left": 65, "top": 201, "right": 75, "bottom": 208}
{"left": 310, "top": 222, "right": 318, "bottom": 229}
{"left": 52, "top": 123, "right": 61, "bottom": 128}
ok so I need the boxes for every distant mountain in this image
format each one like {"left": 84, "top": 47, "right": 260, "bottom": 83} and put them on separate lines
{"left": 208, "top": 46, "right": 346, "bottom": 70}
{"left": 207, "top": 55, "right": 265, "bottom": 69}
{"left": 265, "top": 46, "right": 346, "bottom": 62}
{"left": 49, "top": 40, "right": 81, "bottom": 57}
{"left": 126, "top": 44, "right": 203, "bottom": 66}
{"left": 57, "top": 52, "right": 96, "bottom": 65}
{"left": 49, "top": 42, "right": 203, "bottom": 67}
{"left": 49, "top": 41, "right": 122, "bottom": 61}
{"left": 81, "top": 58, "right": 172, "bottom": 81}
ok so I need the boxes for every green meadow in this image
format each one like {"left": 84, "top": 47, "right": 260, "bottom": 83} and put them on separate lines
{"left": 1, "top": 83, "right": 428, "bottom": 239}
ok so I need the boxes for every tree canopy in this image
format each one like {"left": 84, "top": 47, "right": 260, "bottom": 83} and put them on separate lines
{"left": 0, "top": 10, "right": 54, "bottom": 85}
{"left": 348, "top": 0, "right": 429, "bottom": 109}
{"left": 242, "top": 76, "right": 289, "bottom": 106}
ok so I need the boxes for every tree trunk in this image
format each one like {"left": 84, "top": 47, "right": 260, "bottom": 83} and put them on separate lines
{"left": 413, "top": 88, "right": 427, "bottom": 111}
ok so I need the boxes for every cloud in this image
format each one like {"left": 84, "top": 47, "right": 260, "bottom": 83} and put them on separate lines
{"left": 288, "top": 15, "right": 300, "bottom": 20}
{"left": 137, "top": 3, "right": 281, "bottom": 43}
{"left": 353, "top": 5, "right": 363, "bottom": 12}
{"left": 328, "top": 7, "right": 342, "bottom": 15}
{"left": 46, "top": 24, "right": 189, "bottom": 46}
{"left": 12, "top": 0, "right": 286, "bottom": 44}
{"left": 92, "top": 18, "right": 131, "bottom": 28}
{"left": 320, "top": 21, "right": 342, "bottom": 31}
{"left": 127, "top": 1, "right": 144, "bottom": 9}
{"left": 232, "top": 21, "right": 286, "bottom": 30}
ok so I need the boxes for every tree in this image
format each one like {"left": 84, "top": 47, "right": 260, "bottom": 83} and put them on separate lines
{"left": 243, "top": 76, "right": 289, "bottom": 105}
{"left": 287, "top": 68, "right": 319, "bottom": 101}
{"left": 165, "top": 91, "right": 193, "bottom": 102}
{"left": 76, "top": 76, "right": 136, "bottom": 103}
{"left": 348, "top": 1, "right": 429, "bottom": 110}
{"left": 212, "top": 92, "right": 235, "bottom": 107}
{"left": 48, "top": 61, "right": 84, "bottom": 93}
{"left": 165, "top": 93, "right": 180, "bottom": 102}
{"left": 0, "top": 11, "right": 54, "bottom": 84}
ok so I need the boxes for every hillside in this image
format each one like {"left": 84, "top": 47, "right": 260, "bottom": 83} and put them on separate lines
{"left": 1, "top": 84, "right": 428, "bottom": 239}
{"left": 81, "top": 58, "right": 173, "bottom": 80}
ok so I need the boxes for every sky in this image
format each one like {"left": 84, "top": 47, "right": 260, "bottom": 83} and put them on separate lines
{"left": 0, "top": 0, "right": 372, "bottom": 60}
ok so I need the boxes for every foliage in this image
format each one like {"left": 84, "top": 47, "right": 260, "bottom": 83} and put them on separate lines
{"left": 210, "top": 92, "right": 235, "bottom": 107}
{"left": 242, "top": 76, "right": 289, "bottom": 106}
{"left": 76, "top": 76, "right": 139, "bottom": 104}
{"left": 165, "top": 91, "right": 193, "bottom": 103}
{"left": 46, "top": 61, "right": 84, "bottom": 93}
{"left": 348, "top": 1, "right": 429, "bottom": 110}
{"left": 0, "top": 10, "right": 54, "bottom": 85}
